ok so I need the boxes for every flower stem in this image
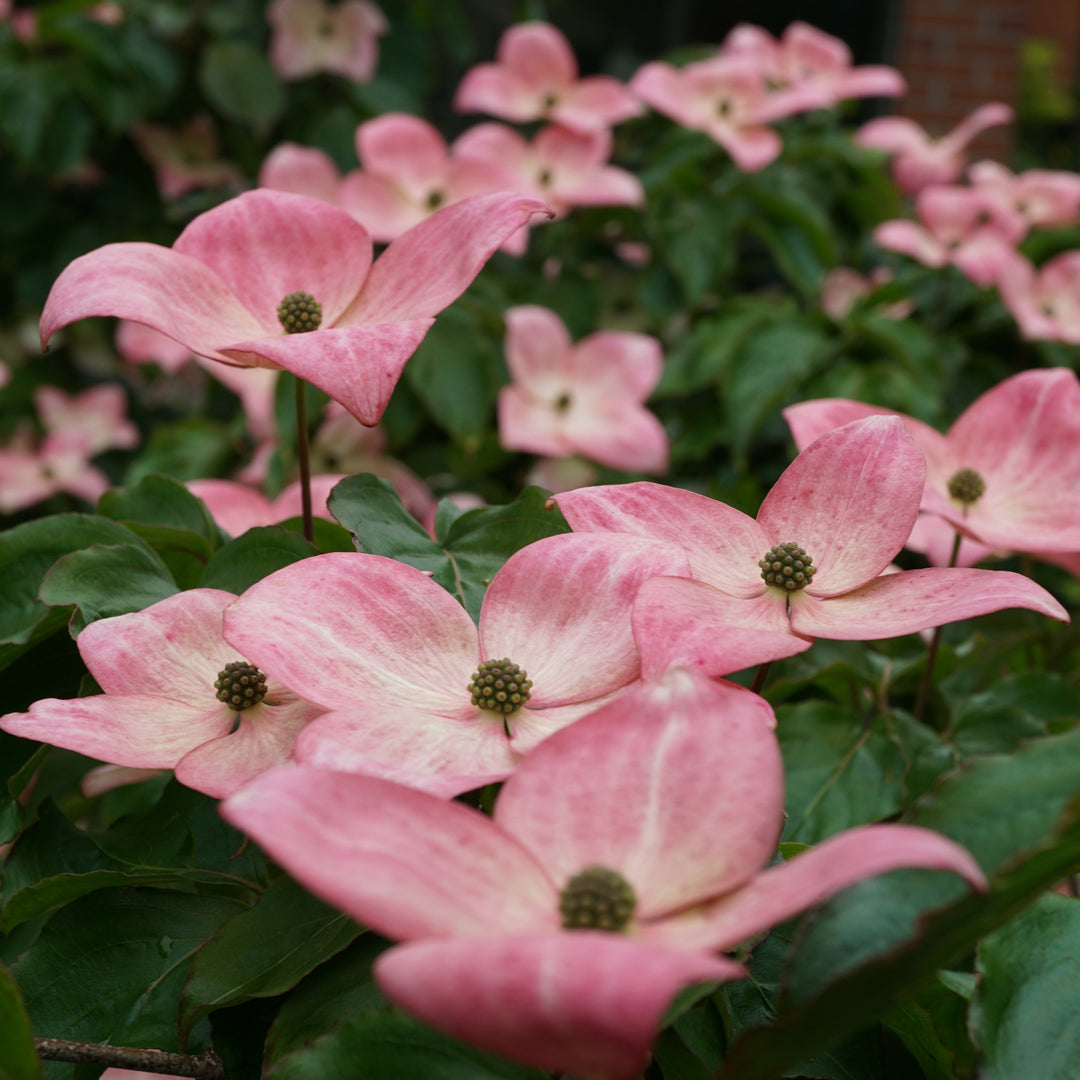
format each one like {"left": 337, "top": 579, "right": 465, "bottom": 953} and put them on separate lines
{"left": 750, "top": 662, "right": 772, "bottom": 695}
{"left": 295, "top": 377, "right": 313, "bottom": 543}
{"left": 913, "top": 531, "right": 962, "bottom": 723}
{"left": 35, "top": 1039, "right": 223, "bottom": 1079}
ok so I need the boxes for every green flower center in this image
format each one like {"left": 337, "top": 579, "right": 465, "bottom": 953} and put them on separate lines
{"left": 468, "top": 657, "right": 532, "bottom": 715}
{"left": 214, "top": 661, "right": 268, "bottom": 712}
{"left": 425, "top": 189, "right": 445, "bottom": 211}
{"left": 947, "top": 468, "right": 986, "bottom": 506}
{"left": 759, "top": 541, "right": 817, "bottom": 591}
{"left": 537, "top": 168, "right": 553, "bottom": 187}
{"left": 559, "top": 866, "right": 636, "bottom": 931}
{"left": 277, "top": 292, "right": 322, "bottom": 334}
{"left": 555, "top": 392, "right": 572, "bottom": 413}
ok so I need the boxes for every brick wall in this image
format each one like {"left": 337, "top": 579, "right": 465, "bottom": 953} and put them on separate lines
{"left": 894, "top": 0, "right": 1080, "bottom": 161}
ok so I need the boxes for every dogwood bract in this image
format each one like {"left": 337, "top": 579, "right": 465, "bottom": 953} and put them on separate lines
{"left": 223, "top": 667, "right": 985, "bottom": 1080}
{"left": 40, "top": 188, "right": 551, "bottom": 426}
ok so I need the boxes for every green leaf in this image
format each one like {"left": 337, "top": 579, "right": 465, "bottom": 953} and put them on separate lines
{"left": 125, "top": 417, "right": 235, "bottom": 486}
{"left": 971, "top": 893, "right": 1080, "bottom": 1079}
{"left": 98, "top": 473, "right": 220, "bottom": 552}
{"left": 198, "top": 40, "right": 284, "bottom": 137}
{"left": 331, "top": 477, "right": 570, "bottom": 619}
{"left": 723, "top": 319, "right": 835, "bottom": 460}
{"left": 716, "top": 727, "right": 1080, "bottom": 1080}
{"left": 9, "top": 889, "right": 245, "bottom": 1055}
{"left": 0, "top": 961, "right": 42, "bottom": 1080}
{"left": 778, "top": 702, "right": 906, "bottom": 844}
{"left": 38, "top": 542, "right": 179, "bottom": 635}
{"left": 403, "top": 306, "right": 501, "bottom": 442}
{"left": 181, "top": 875, "right": 362, "bottom": 1034}
{"left": 0, "top": 515, "right": 144, "bottom": 660}
{"left": 198, "top": 527, "right": 320, "bottom": 593}
{"left": 885, "top": 978, "right": 976, "bottom": 1080}
{"left": 649, "top": 190, "right": 739, "bottom": 304}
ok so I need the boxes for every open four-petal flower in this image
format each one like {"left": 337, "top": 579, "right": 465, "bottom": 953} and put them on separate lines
{"left": 222, "top": 534, "right": 693, "bottom": 796}
{"left": 0, "top": 590, "right": 325, "bottom": 798}
{"left": 41, "top": 188, "right": 551, "bottom": 427}
{"left": 554, "top": 416, "right": 1067, "bottom": 667}
{"left": 223, "top": 667, "right": 985, "bottom": 1080}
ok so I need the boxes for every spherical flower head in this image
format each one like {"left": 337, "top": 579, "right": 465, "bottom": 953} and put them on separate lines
{"left": 214, "top": 661, "right": 269, "bottom": 711}
{"left": 759, "top": 541, "right": 817, "bottom": 592}
{"left": 468, "top": 658, "right": 532, "bottom": 715}
{"left": 277, "top": 290, "right": 322, "bottom": 333}
{"left": 947, "top": 467, "right": 986, "bottom": 506}
{"left": 559, "top": 865, "right": 636, "bottom": 931}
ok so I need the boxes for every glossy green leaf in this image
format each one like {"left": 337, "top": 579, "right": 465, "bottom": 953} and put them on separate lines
{"left": 0, "top": 961, "right": 42, "bottom": 1080}
{"left": 197, "top": 40, "right": 284, "bottom": 137}
{"left": 331, "top": 477, "right": 570, "bottom": 619}
{"left": 778, "top": 702, "right": 905, "bottom": 844}
{"left": 37, "top": 542, "right": 179, "bottom": 635}
{"left": 98, "top": 474, "right": 219, "bottom": 548}
{"left": 971, "top": 893, "right": 1080, "bottom": 1079}
{"left": 9, "top": 889, "right": 244, "bottom": 1055}
{"left": 181, "top": 875, "right": 363, "bottom": 1034}
{"left": 885, "top": 977, "right": 976, "bottom": 1080}
{"left": 198, "top": 527, "right": 320, "bottom": 594}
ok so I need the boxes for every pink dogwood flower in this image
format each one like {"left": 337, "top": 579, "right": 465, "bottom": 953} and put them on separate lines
{"left": 997, "top": 251, "right": 1080, "bottom": 343}
{"left": 40, "top": 188, "right": 551, "bottom": 427}
{"left": 337, "top": 114, "right": 521, "bottom": 243}
{"left": 874, "top": 184, "right": 1024, "bottom": 287}
{"left": 969, "top": 160, "right": 1080, "bottom": 234}
{"left": 0, "top": 429, "right": 107, "bottom": 514}
{"left": 631, "top": 53, "right": 803, "bottom": 172}
{"left": 131, "top": 116, "right": 242, "bottom": 200}
{"left": 259, "top": 142, "right": 344, "bottom": 205}
{"left": 454, "top": 21, "right": 641, "bottom": 134}
{"left": 497, "top": 305, "right": 668, "bottom": 474}
{"left": 783, "top": 369, "right": 1080, "bottom": 556}
{"left": 819, "top": 266, "right": 913, "bottom": 321}
{"left": 222, "top": 535, "right": 695, "bottom": 796}
{"left": 33, "top": 384, "right": 138, "bottom": 454}
{"left": 267, "top": 0, "right": 387, "bottom": 82}
{"left": 720, "top": 22, "right": 906, "bottom": 113}
{"left": 223, "top": 666, "right": 985, "bottom": 1080}
{"left": 116, "top": 320, "right": 193, "bottom": 375}
{"left": 857, "top": 103, "right": 1014, "bottom": 194}
{"left": 553, "top": 416, "right": 1067, "bottom": 662}
{"left": 453, "top": 122, "right": 643, "bottom": 254}
{"left": 187, "top": 475, "right": 344, "bottom": 537}
{"left": 0, "top": 590, "right": 326, "bottom": 798}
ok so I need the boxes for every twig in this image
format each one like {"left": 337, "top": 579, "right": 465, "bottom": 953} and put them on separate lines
{"left": 35, "top": 1039, "right": 224, "bottom": 1078}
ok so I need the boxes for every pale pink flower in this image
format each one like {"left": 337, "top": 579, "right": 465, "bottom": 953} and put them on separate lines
{"left": 874, "top": 184, "right": 1024, "bottom": 287}
{"left": 34, "top": 384, "right": 139, "bottom": 454}
{"left": 41, "top": 188, "right": 551, "bottom": 427}
{"left": 81, "top": 765, "right": 165, "bottom": 798}
{"left": 453, "top": 123, "right": 642, "bottom": 253}
{"left": 969, "top": 160, "right": 1080, "bottom": 234}
{"left": 630, "top": 54, "right": 793, "bottom": 172}
{"left": 454, "top": 21, "right": 641, "bottom": 134}
{"left": 267, "top": 0, "right": 387, "bottom": 82}
{"left": 554, "top": 416, "right": 1067, "bottom": 667}
{"left": 222, "top": 536, "right": 694, "bottom": 796}
{"left": 819, "top": 266, "right": 913, "bottom": 320}
{"left": 0, "top": 429, "right": 109, "bottom": 514}
{"left": 131, "top": 116, "right": 242, "bottom": 200}
{"left": 224, "top": 666, "right": 984, "bottom": 1080}
{"left": 259, "top": 142, "right": 343, "bottom": 205}
{"left": 187, "top": 475, "right": 344, "bottom": 537}
{"left": 783, "top": 370, "right": 1080, "bottom": 556}
{"left": 311, "top": 404, "right": 434, "bottom": 523}
{"left": 115, "top": 320, "right": 193, "bottom": 375}
{"left": 857, "top": 103, "right": 1014, "bottom": 194}
{"left": 721, "top": 22, "right": 906, "bottom": 113}
{"left": 337, "top": 114, "right": 520, "bottom": 242}
{"left": 0, "top": 590, "right": 325, "bottom": 799}
{"left": 997, "top": 251, "right": 1080, "bottom": 343}
{"left": 497, "top": 305, "right": 667, "bottom": 474}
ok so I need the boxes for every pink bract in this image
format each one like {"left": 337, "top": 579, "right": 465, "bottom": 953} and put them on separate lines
{"left": 267, "top": 0, "right": 387, "bottom": 82}
{"left": 224, "top": 666, "right": 985, "bottom": 1080}
{"left": 0, "top": 590, "right": 326, "bottom": 799}
{"left": 337, "top": 113, "right": 520, "bottom": 243}
{"left": 857, "top": 103, "right": 1013, "bottom": 194}
{"left": 222, "top": 535, "right": 694, "bottom": 796}
{"left": 40, "top": 188, "right": 552, "bottom": 427}
{"left": 554, "top": 416, "right": 1067, "bottom": 661}
{"left": 187, "top": 475, "right": 344, "bottom": 537}
{"left": 783, "top": 371, "right": 1080, "bottom": 556}
{"left": 997, "top": 251, "right": 1080, "bottom": 344}
{"left": 497, "top": 305, "right": 668, "bottom": 473}
{"left": 131, "top": 116, "right": 242, "bottom": 200}
{"left": 454, "top": 21, "right": 641, "bottom": 134}
{"left": 259, "top": 142, "right": 343, "bottom": 205}
{"left": 33, "top": 384, "right": 139, "bottom": 454}
{"left": 969, "top": 160, "right": 1080, "bottom": 234}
